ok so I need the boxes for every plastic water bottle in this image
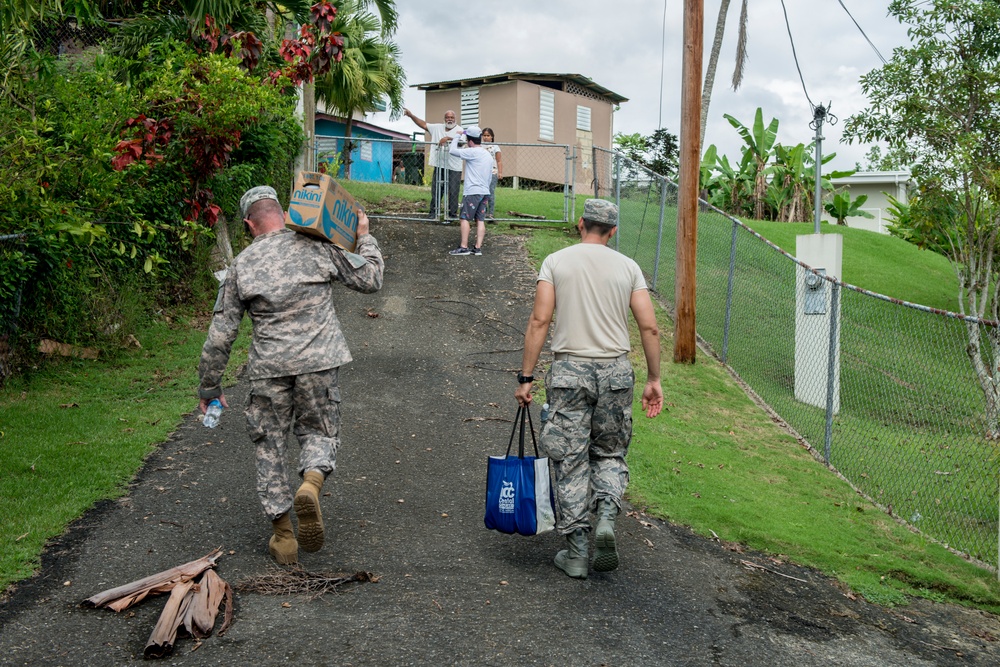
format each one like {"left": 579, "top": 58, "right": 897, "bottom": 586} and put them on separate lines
{"left": 203, "top": 399, "right": 223, "bottom": 429}
{"left": 540, "top": 403, "right": 550, "bottom": 423}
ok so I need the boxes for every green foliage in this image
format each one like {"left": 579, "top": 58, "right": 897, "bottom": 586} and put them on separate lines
{"left": 844, "top": 0, "right": 1000, "bottom": 317}
{"left": 118, "top": 50, "right": 299, "bottom": 223}
{"left": 702, "top": 107, "right": 846, "bottom": 223}
{"left": 855, "top": 145, "right": 908, "bottom": 172}
{"left": 0, "top": 38, "right": 301, "bottom": 379}
{"left": 613, "top": 131, "right": 647, "bottom": 164}
{"left": 0, "top": 56, "right": 161, "bottom": 351}
{"left": 824, "top": 191, "right": 874, "bottom": 226}
{"left": 612, "top": 128, "right": 679, "bottom": 179}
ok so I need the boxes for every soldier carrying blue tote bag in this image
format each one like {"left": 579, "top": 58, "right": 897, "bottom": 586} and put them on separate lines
{"left": 484, "top": 405, "right": 556, "bottom": 536}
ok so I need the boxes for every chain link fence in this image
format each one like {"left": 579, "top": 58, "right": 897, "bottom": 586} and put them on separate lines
{"left": 313, "top": 136, "right": 577, "bottom": 224}
{"left": 594, "top": 146, "right": 1000, "bottom": 571}
{"left": 33, "top": 18, "right": 111, "bottom": 55}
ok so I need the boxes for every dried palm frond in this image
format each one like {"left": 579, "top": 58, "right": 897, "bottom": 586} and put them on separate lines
{"left": 82, "top": 548, "right": 222, "bottom": 612}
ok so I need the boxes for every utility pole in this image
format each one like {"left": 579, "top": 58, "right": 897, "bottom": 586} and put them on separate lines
{"left": 812, "top": 104, "right": 828, "bottom": 234}
{"left": 675, "top": 0, "right": 703, "bottom": 364}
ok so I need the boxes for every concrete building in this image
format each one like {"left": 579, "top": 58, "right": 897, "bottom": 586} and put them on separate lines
{"left": 824, "top": 171, "right": 912, "bottom": 234}
{"left": 411, "top": 72, "right": 627, "bottom": 193}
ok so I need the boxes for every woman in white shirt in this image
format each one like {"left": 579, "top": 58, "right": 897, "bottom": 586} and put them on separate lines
{"left": 482, "top": 128, "right": 502, "bottom": 220}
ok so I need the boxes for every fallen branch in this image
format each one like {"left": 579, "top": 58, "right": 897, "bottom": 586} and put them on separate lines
{"left": 235, "top": 566, "right": 378, "bottom": 599}
{"left": 739, "top": 559, "right": 807, "bottom": 583}
{"left": 509, "top": 223, "right": 551, "bottom": 230}
{"left": 507, "top": 210, "right": 545, "bottom": 220}
{"left": 38, "top": 338, "right": 100, "bottom": 360}
{"left": 82, "top": 548, "right": 222, "bottom": 612}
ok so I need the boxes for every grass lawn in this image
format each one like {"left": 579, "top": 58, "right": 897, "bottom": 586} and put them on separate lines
{"left": 0, "top": 314, "right": 250, "bottom": 593}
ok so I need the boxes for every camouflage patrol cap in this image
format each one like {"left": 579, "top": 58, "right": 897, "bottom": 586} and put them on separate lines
{"left": 582, "top": 199, "right": 618, "bottom": 227}
{"left": 240, "top": 185, "right": 280, "bottom": 219}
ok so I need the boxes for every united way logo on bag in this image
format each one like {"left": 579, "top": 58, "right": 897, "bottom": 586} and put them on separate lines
{"left": 499, "top": 481, "right": 515, "bottom": 514}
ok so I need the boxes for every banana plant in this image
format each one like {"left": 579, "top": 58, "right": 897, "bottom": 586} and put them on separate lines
{"left": 824, "top": 191, "right": 875, "bottom": 225}
{"left": 724, "top": 107, "right": 779, "bottom": 220}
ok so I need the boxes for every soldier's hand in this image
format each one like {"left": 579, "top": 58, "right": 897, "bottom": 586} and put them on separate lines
{"left": 514, "top": 384, "right": 533, "bottom": 407}
{"left": 199, "top": 393, "right": 229, "bottom": 414}
{"left": 357, "top": 210, "right": 370, "bottom": 237}
{"left": 641, "top": 380, "right": 663, "bottom": 418}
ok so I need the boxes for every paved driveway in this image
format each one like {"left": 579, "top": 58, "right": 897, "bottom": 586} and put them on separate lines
{"left": 1, "top": 220, "right": 997, "bottom": 666}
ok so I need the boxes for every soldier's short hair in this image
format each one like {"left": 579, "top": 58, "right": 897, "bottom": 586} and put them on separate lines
{"left": 240, "top": 186, "right": 280, "bottom": 220}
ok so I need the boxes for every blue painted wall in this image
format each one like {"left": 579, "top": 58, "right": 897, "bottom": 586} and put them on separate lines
{"left": 315, "top": 119, "right": 397, "bottom": 183}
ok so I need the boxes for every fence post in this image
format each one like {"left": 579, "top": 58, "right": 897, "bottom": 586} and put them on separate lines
{"left": 824, "top": 281, "right": 841, "bottom": 464}
{"left": 563, "top": 145, "right": 572, "bottom": 223}
{"left": 722, "top": 219, "right": 738, "bottom": 363}
{"left": 440, "top": 145, "right": 449, "bottom": 222}
{"left": 614, "top": 152, "right": 621, "bottom": 252}
{"left": 593, "top": 146, "right": 600, "bottom": 197}
{"left": 652, "top": 175, "right": 667, "bottom": 292}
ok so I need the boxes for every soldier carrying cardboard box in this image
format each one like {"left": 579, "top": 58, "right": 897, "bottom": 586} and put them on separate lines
{"left": 196, "top": 185, "right": 384, "bottom": 565}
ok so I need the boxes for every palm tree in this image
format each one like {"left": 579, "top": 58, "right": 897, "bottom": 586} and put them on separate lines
{"left": 314, "top": 0, "right": 404, "bottom": 178}
{"left": 356, "top": 0, "right": 397, "bottom": 36}
{"left": 700, "top": 0, "right": 748, "bottom": 150}
{"left": 101, "top": 1, "right": 313, "bottom": 60}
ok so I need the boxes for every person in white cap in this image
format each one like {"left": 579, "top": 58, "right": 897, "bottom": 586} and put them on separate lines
{"left": 447, "top": 126, "right": 493, "bottom": 256}
{"left": 196, "top": 185, "right": 384, "bottom": 565}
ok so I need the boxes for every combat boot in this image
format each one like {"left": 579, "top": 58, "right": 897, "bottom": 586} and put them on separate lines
{"left": 593, "top": 498, "right": 619, "bottom": 572}
{"left": 269, "top": 513, "right": 298, "bottom": 565}
{"left": 294, "top": 470, "right": 325, "bottom": 552}
{"left": 554, "top": 528, "right": 589, "bottom": 579}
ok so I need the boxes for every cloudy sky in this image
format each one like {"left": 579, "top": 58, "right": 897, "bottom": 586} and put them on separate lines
{"left": 365, "top": 0, "right": 910, "bottom": 173}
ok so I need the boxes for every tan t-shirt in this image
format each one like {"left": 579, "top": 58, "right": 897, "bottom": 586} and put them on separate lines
{"left": 537, "top": 243, "right": 648, "bottom": 357}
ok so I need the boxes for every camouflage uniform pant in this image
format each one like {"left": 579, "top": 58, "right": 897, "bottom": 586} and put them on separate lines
{"left": 541, "top": 357, "right": 634, "bottom": 535}
{"left": 245, "top": 368, "right": 341, "bottom": 520}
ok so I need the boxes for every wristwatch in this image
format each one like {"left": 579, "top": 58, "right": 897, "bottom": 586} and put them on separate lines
{"left": 517, "top": 372, "right": 534, "bottom": 384}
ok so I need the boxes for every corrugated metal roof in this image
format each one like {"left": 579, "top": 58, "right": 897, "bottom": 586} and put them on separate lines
{"left": 315, "top": 113, "right": 412, "bottom": 140}
{"left": 412, "top": 72, "right": 628, "bottom": 104}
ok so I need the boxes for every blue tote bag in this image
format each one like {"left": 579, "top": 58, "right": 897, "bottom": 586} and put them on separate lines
{"left": 484, "top": 405, "right": 556, "bottom": 536}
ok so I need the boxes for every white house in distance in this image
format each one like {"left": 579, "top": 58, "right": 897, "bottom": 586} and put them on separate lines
{"left": 823, "top": 170, "right": 912, "bottom": 234}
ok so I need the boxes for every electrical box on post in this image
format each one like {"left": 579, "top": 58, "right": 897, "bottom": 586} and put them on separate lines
{"left": 804, "top": 268, "right": 826, "bottom": 315}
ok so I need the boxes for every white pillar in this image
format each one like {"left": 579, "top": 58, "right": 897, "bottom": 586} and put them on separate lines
{"left": 795, "top": 234, "right": 843, "bottom": 413}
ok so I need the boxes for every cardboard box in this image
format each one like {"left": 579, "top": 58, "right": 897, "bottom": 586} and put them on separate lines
{"left": 285, "top": 171, "right": 361, "bottom": 251}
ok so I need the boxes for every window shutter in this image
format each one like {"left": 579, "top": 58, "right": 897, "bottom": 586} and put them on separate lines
{"left": 539, "top": 90, "right": 555, "bottom": 141}
{"left": 576, "top": 105, "right": 592, "bottom": 132}
{"left": 461, "top": 88, "right": 479, "bottom": 127}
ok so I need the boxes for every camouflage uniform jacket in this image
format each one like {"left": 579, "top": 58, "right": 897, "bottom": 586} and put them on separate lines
{"left": 198, "top": 228, "right": 384, "bottom": 399}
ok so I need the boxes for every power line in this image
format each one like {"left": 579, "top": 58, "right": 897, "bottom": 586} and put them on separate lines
{"left": 658, "top": 0, "right": 667, "bottom": 129}
{"left": 778, "top": 0, "right": 815, "bottom": 110}
{"left": 837, "top": 0, "right": 888, "bottom": 65}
